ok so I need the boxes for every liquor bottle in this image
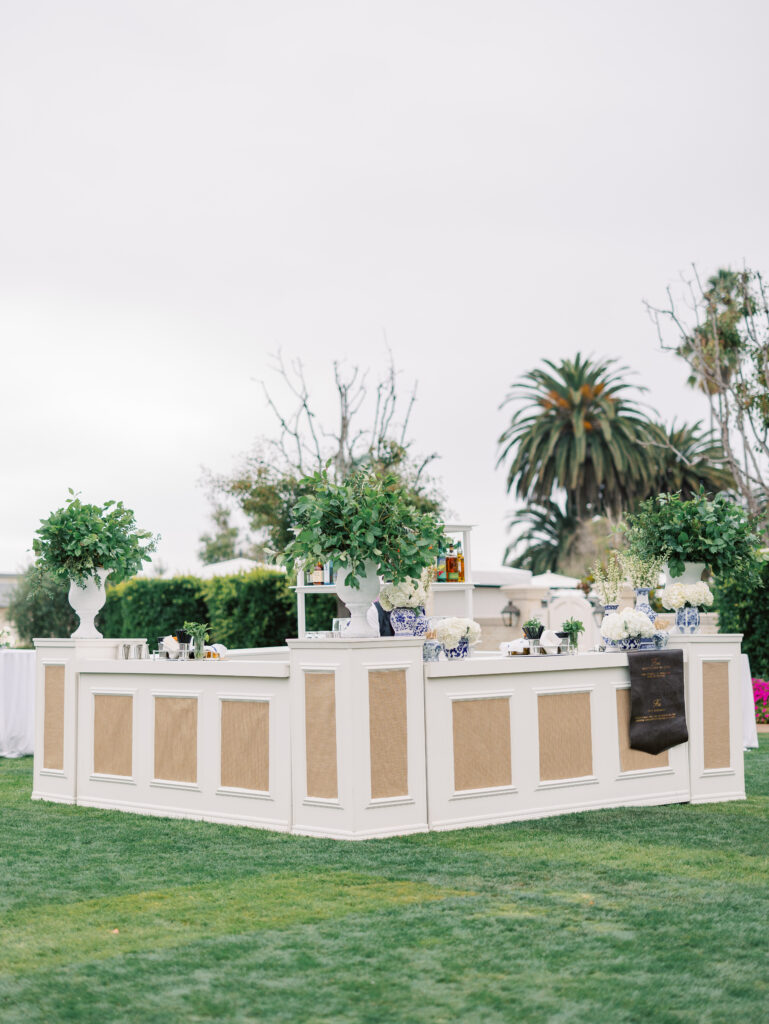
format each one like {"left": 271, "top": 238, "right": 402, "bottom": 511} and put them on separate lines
{"left": 323, "top": 560, "right": 333, "bottom": 585}
{"left": 445, "top": 545, "right": 459, "bottom": 583}
{"left": 436, "top": 550, "right": 447, "bottom": 582}
{"left": 311, "top": 562, "right": 324, "bottom": 585}
{"left": 456, "top": 543, "right": 465, "bottom": 583}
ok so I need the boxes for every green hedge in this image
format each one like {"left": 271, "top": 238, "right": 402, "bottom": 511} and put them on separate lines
{"left": 99, "top": 571, "right": 337, "bottom": 649}
{"left": 713, "top": 561, "right": 769, "bottom": 677}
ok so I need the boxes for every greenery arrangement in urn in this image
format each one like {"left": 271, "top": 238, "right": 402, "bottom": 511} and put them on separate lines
{"left": 622, "top": 489, "right": 760, "bottom": 581}
{"left": 33, "top": 490, "right": 158, "bottom": 588}
{"left": 282, "top": 466, "right": 448, "bottom": 588}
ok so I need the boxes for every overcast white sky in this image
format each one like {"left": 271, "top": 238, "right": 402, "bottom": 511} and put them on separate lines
{"left": 2, "top": 0, "right": 768, "bottom": 574}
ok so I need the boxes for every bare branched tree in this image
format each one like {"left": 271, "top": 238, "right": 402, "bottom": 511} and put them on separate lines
{"left": 202, "top": 352, "right": 443, "bottom": 557}
{"left": 645, "top": 265, "right": 769, "bottom": 524}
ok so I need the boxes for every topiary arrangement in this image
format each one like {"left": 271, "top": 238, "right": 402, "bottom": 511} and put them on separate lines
{"left": 33, "top": 490, "right": 158, "bottom": 589}
{"left": 282, "top": 466, "right": 448, "bottom": 588}
{"left": 622, "top": 489, "right": 760, "bottom": 581}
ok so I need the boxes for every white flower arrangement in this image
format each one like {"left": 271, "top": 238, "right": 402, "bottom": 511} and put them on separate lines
{"left": 659, "top": 581, "right": 713, "bottom": 611}
{"left": 434, "top": 617, "right": 482, "bottom": 650}
{"left": 378, "top": 569, "right": 431, "bottom": 611}
{"left": 592, "top": 552, "right": 624, "bottom": 604}
{"left": 619, "top": 552, "right": 664, "bottom": 589}
{"left": 602, "top": 608, "right": 656, "bottom": 642}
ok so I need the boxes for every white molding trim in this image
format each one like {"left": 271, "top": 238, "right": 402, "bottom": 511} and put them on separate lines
{"left": 150, "top": 779, "right": 201, "bottom": 792}
{"left": 366, "top": 795, "right": 415, "bottom": 809}
{"left": 216, "top": 785, "right": 272, "bottom": 801}
{"left": 448, "top": 689, "right": 514, "bottom": 702}
{"left": 38, "top": 768, "right": 65, "bottom": 778}
{"left": 303, "top": 796, "right": 343, "bottom": 809}
{"left": 90, "top": 772, "right": 136, "bottom": 785}
{"left": 536, "top": 774, "right": 599, "bottom": 791}
{"left": 616, "top": 766, "right": 675, "bottom": 781}
{"left": 450, "top": 784, "right": 518, "bottom": 801}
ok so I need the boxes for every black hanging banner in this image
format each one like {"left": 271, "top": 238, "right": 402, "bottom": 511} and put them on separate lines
{"left": 627, "top": 649, "right": 688, "bottom": 755}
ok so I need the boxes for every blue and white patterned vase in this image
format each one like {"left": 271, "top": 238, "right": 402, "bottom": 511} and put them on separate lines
{"left": 422, "top": 640, "right": 442, "bottom": 662}
{"left": 676, "top": 606, "right": 700, "bottom": 634}
{"left": 616, "top": 636, "right": 643, "bottom": 651}
{"left": 390, "top": 607, "right": 418, "bottom": 635}
{"left": 601, "top": 603, "right": 619, "bottom": 649}
{"left": 414, "top": 608, "right": 428, "bottom": 637}
{"left": 634, "top": 587, "right": 656, "bottom": 625}
{"left": 443, "top": 636, "right": 470, "bottom": 659}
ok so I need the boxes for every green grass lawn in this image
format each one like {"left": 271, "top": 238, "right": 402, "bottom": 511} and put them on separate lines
{"left": 1, "top": 744, "right": 768, "bottom": 1024}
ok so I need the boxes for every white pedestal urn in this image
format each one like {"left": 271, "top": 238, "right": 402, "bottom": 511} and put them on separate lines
{"left": 336, "top": 560, "right": 380, "bottom": 638}
{"left": 663, "top": 562, "right": 706, "bottom": 586}
{"left": 69, "top": 567, "right": 111, "bottom": 639}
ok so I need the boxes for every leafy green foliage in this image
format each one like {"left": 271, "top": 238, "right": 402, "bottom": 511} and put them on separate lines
{"left": 498, "top": 354, "right": 656, "bottom": 518}
{"left": 561, "top": 618, "right": 585, "bottom": 644}
{"left": 623, "top": 489, "right": 761, "bottom": 580}
{"left": 33, "top": 491, "right": 158, "bottom": 588}
{"left": 202, "top": 570, "right": 297, "bottom": 647}
{"left": 283, "top": 467, "right": 448, "bottom": 588}
{"left": 100, "top": 577, "right": 209, "bottom": 643}
{"left": 712, "top": 560, "right": 769, "bottom": 677}
{"left": 99, "top": 571, "right": 336, "bottom": 648}
{"left": 6, "top": 567, "right": 76, "bottom": 646}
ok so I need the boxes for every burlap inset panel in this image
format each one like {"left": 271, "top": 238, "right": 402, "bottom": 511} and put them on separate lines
{"left": 703, "top": 661, "right": 731, "bottom": 770}
{"left": 220, "top": 699, "right": 269, "bottom": 791}
{"left": 368, "top": 669, "right": 408, "bottom": 799}
{"left": 154, "top": 697, "right": 198, "bottom": 783}
{"left": 43, "top": 664, "right": 65, "bottom": 771}
{"left": 452, "top": 697, "right": 512, "bottom": 791}
{"left": 305, "top": 673, "right": 338, "bottom": 799}
{"left": 538, "top": 691, "right": 593, "bottom": 781}
{"left": 93, "top": 694, "right": 133, "bottom": 776}
{"left": 615, "top": 688, "right": 669, "bottom": 772}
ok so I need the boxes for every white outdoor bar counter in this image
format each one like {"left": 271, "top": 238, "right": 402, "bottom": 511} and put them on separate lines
{"left": 32, "top": 633, "right": 744, "bottom": 839}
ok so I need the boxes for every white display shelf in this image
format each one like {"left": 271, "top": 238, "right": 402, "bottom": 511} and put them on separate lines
{"left": 295, "top": 523, "right": 474, "bottom": 637}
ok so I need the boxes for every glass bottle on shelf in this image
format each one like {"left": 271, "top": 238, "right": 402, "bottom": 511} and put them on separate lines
{"left": 311, "top": 561, "right": 324, "bottom": 585}
{"left": 456, "top": 543, "right": 465, "bottom": 583}
{"left": 436, "top": 549, "right": 447, "bottom": 583}
{"left": 445, "top": 545, "right": 459, "bottom": 583}
{"left": 323, "top": 560, "right": 334, "bottom": 585}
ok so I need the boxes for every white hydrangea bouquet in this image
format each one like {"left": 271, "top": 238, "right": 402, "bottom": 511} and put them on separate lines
{"left": 378, "top": 570, "right": 430, "bottom": 611}
{"left": 602, "top": 608, "right": 655, "bottom": 646}
{"left": 659, "top": 581, "right": 713, "bottom": 611}
{"left": 434, "top": 617, "right": 482, "bottom": 658}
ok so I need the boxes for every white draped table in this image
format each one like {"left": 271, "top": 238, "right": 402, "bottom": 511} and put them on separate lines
{"left": 0, "top": 650, "right": 36, "bottom": 757}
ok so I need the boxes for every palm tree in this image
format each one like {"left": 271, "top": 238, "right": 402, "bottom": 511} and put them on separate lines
{"left": 649, "top": 420, "right": 735, "bottom": 497}
{"left": 497, "top": 354, "right": 655, "bottom": 519}
{"left": 504, "top": 500, "right": 579, "bottom": 574}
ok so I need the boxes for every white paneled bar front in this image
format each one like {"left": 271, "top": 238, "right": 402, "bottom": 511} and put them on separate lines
{"left": 32, "top": 634, "right": 744, "bottom": 838}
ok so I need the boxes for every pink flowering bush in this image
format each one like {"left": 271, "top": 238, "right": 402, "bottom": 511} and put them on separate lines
{"left": 754, "top": 679, "right": 769, "bottom": 724}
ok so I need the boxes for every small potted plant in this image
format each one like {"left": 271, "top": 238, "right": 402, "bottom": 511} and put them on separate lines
{"left": 521, "top": 616, "right": 544, "bottom": 653}
{"left": 658, "top": 582, "right": 714, "bottom": 635}
{"left": 33, "top": 490, "right": 158, "bottom": 639}
{"left": 623, "top": 489, "right": 761, "bottom": 584}
{"left": 378, "top": 569, "right": 432, "bottom": 636}
{"left": 183, "top": 621, "right": 210, "bottom": 659}
{"left": 560, "top": 617, "right": 585, "bottom": 652}
{"left": 283, "top": 467, "right": 448, "bottom": 637}
{"left": 434, "top": 617, "right": 481, "bottom": 659}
